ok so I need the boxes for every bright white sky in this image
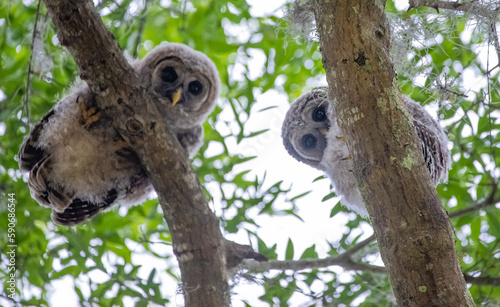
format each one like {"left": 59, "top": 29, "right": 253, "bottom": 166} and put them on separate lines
{"left": 6, "top": 0, "right": 499, "bottom": 306}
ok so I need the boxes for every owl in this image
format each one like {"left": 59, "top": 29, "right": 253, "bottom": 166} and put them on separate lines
{"left": 18, "top": 43, "right": 220, "bottom": 226}
{"left": 281, "top": 89, "right": 451, "bottom": 217}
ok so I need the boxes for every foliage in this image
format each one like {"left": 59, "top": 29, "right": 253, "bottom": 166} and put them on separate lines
{"left": 0, "top": 0, "right": 499, "bottom": 306}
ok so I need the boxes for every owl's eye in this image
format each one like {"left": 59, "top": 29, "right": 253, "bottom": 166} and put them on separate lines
{"left": 188, "top": 81, "right": 203, "bottom": 95}
{"left": 312, "top": 107, "right": 327, "bottom": 122}
{"left": 161, "top": 67, "right": 178, "bottom": 83}
{"left": 302, "top": 134, "right": 317, "bottom": 149}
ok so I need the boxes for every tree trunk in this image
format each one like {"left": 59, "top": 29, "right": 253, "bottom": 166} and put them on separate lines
{"left": 312, "top": 0, "right": 474, "bottom": 306}
{"left": 41, "top": 1, "right": 230, "bottom": 305}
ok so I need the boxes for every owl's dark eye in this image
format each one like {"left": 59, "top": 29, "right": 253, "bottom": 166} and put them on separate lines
{"left": 302, "top": 134, "right": 317, "bottom": 149}
{"left": 188, "top": 81, "right": 203, "bottom": 95}
{"left": 312, "top": 107, "right": 327, "bottom": 122}
{"left": 161, "top": 67, "right": 178, "bottom": 83}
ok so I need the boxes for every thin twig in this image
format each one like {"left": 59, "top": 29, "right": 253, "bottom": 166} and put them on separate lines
{"left": 25, "top": 0, "right": 43, "bottom": 125}
{"left": 436, "top": 81, "right": 468, "bottom": 98}
{"left": 487, "top": 64, "right": 499, "bottom": 75}
{"left": 489, "top": 21, "right": 500, "bottom": 71}
{"left": 487, "top": 21, "right": 499, "bottom": 183}
{"left": 448, "top": 197, "right": 500, "bottom": 218}
{"left": 342, "top": 233, "right": 376, "bottom": 258}
{"left": 408, "top": 0, "right": 500, "bottom": 16}
{"left": 464, "top": 274, "right": 500, "bottom": 286}
{"left": 131, "top": 0, "right": 149, "bottom": 58}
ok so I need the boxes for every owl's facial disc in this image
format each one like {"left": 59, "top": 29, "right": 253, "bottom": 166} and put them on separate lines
{"left": 181, "top": 73, "right": 211, "bottom": 111}
{"left": 154, "top": 58, "right": 186, "bottom": 104}
{"left": 293, "top": 128, "right": 327, "bottom": 162}
{"left": 293, "top": 97, "right": 331, "bottom": 162}
{"left": 153, "top": 57, "right": 212, "bottom": 113}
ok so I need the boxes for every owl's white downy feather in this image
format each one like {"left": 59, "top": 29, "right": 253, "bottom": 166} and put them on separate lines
{"left": 281, "top": 89, "right": 451, "bottom": 218}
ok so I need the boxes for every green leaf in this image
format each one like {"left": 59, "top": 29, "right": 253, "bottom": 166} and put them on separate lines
{"left": 285, "top": 238, "right": 294, "bottom": 260}
{"left": 330, "top": 202, "right": 343, "bottom": 218}
{"left": 322, "top": 191, "right": 337, "bottom": 202}
{"left": 300, "top": 245, "right": 318, "bottom": 259}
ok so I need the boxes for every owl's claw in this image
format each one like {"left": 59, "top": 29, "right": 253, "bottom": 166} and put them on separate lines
{"left": 77, "top": 95, "right": 101, "bottom": 129}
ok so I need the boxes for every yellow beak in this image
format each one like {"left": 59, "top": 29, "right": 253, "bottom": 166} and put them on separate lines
{"left": 172, "top": 87, "right": 182, "bottom": 107}
{"left": 318, "top": 127, "right": 329, "bottom": 136}
{"left": 341, "top": 154, "right": 352, "bottom": 161}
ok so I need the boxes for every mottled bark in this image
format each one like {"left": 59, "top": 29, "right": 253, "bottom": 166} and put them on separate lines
{"left": 312, "top": 0, "right": 473, "bottom": 306}
{"left": 41, "top": 0, "right": 230, "bottom": 305}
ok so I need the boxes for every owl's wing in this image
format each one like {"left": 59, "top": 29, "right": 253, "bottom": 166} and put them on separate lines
{"left": 19, "top": 110, "right": 76, "bottom": 211}
{"left": 415, "top": 120, "right": 450, "bottom": 185}
{"left": 18, "top": 110, "right": 55, "bottom": 172}
{"left": 27, "top": 155, "right": 74, "bottom": 211}
{"left": 404, "top": 97, "right": 450, "bottom": 185}
{"left": 51, "top": 189, "right": 118, "bottom": 226}
{"left": 19, "top": 87, "right": 145, "bottom": 225}
{"left": 176, "top": 125, "right": 203, "bottom": 158}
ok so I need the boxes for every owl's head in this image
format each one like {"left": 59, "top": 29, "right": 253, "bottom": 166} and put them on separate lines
{"left": 281, "top": 89, "right": 333, "bottom": 169}
{"left": 135, "top": 43, "right": 220, "bottom": 129}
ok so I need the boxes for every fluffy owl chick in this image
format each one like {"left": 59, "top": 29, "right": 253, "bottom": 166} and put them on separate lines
{"left": 281, "top": 89, "right": 451, "bottom": 217}
{"left": 19, "top": 43, "right": 220, "bottom": 226}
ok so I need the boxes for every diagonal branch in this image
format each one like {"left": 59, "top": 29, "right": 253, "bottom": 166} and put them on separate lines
{"left": 40, "top": 1, "right": 230, "bottom": 305}
{"left": 449, "top": 197, "right": 500, "bottom": 218}
{"left": 342, "top": 234, "right": 376, "bottom": 258}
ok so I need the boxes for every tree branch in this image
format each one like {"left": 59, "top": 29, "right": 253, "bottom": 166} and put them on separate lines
{"left": 41, "top": 1, "right": 230, "bottom": 305}
{"left": 408, "top": 0, "right": 500, "bottom": 15}
{"left": 449, "top": 197, "right": 500, "bottom": 218}
{"left": 239, "top": 256, "right": 387, "bottom": 274}
{"left": 409, "top": 0, "right": 500, "bottom": 69}
{"left": 235, "top": 194, "right": 500, "bottom": 276}
{"left": 464, "top": 274, "right": 500, "bottom": 286}
{"left": 237, "top": 232, "right": 500, "bottom": 287}
{"left": 239, "top": 257, "right": 500, "bottom": 287}
{"left": 342, "top": 234, "right": 376, "bottom": 258}
{"left": 489, "top": 20, "right": 500, "bottom": 76}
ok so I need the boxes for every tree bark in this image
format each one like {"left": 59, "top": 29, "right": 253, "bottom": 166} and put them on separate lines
{"left": 41, "top": 0, "right": 230, "bottom": 305}
{"left": 312, "top": 0, "right": 474, "bottom": 306}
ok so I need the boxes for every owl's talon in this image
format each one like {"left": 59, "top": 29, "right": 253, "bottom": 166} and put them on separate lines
{"left": 77, "top": 95, "right": 101, "bottom": 128}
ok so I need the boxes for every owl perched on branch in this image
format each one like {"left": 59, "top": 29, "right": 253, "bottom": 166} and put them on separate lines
{"left": 281, "top": 89, "right": 451, "bottom": 217}
{"left": 19, "top": 43, "right": 220, "bottom": 226}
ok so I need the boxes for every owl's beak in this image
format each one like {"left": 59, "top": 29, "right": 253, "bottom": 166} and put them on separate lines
{"left": 341, "top": 154, "right": 352, "bottom": 161}
{"left": 171, "top": 87, "right": 183, "bottom": 107}
{"left": 318, "top": 127, "right": 329, "bottom": 136}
